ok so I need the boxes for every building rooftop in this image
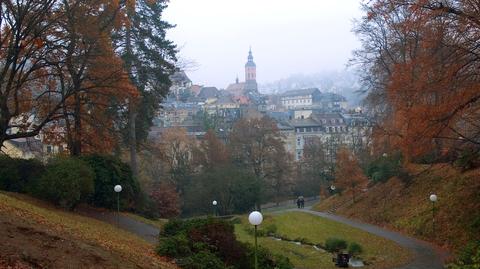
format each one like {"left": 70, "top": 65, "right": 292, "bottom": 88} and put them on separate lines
{"left": 281, "top": 88, "right": 321, "bottom": 98}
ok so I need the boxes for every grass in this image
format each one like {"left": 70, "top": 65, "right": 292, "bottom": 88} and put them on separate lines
{"left": 313, "top": 164, "right": 480, "bottom": 252}
{"left": 234, "top": 211, "right": 412, "bottom": 269}
{"left": 0, "top": 192, "right": 176, "bottom": 269}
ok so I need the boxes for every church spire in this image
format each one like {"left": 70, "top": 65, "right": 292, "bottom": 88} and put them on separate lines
{"left": 244, "top": 47, "right": 257, "bottom": 92}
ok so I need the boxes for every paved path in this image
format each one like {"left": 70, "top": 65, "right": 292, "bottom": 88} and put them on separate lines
{"left": 77, "top": 208, "right": 159, "bottom": 244}
{"left": 77, "top": 203, "right": 449, "bottom": 269}
{"left": 293, "top": 208, "right": 449, "bottom": 269}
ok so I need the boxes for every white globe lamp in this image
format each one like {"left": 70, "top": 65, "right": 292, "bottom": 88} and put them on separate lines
{"left": 114, "top": 185, "right": 122, "bottom": 193}
{"left": 249, "top": 211, "right": 263, "bottom": 226}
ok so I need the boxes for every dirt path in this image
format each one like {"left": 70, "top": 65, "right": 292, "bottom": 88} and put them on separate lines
{"left": 295, "top": 208, "right": 449, "bottom": 269}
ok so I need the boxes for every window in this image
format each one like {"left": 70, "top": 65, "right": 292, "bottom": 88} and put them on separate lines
{"left": 306, "top": 127, "right": 312, "bottom": 132}
{"left": 46, "top": 146, "right": 52, "bottom": 153}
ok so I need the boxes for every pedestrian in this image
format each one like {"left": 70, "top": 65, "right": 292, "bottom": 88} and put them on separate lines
{"left": 300, "top": 196, "right": 305, "bottom": 208}
{"left": 296, "top": 197, "right": 301, "bottom": 209}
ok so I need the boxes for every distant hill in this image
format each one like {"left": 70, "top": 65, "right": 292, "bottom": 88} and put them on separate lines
{"left": 259, "top": 69, "right": 366, "bottom": 106}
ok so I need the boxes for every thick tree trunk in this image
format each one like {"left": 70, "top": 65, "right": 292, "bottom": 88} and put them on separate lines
{"left": 125, "top": 5, "right": 138, "bottom": 178}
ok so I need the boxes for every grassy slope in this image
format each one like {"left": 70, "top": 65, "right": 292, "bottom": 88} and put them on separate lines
{"left": 314, "top": 164, "right": 480, "bottom": 253}
{"left": 235, "top": 212, "right": 411, "bottom": 269}
{"left": 0, "top": 192, "right": 176, "bottom": 269}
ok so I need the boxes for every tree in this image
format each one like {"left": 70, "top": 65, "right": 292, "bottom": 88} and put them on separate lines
{"left": 46, "top": 0, "right": 137, "bottom": 155}
{"left": 353, "top": 0, "right": 480, "bottom": 161}
{"left": 156, "top": 127, "right": 195, "bottom": 194}
{"left": 228, "top": 116, "right": 286, "bottom": 209}
{"left": 196, "top": 129, "right": 230, "bottom": 170}
{"left": 334, "top": 147, "right": 368, "bottom": 203}
{"left": 150, "top": 182, "right": 180, "bottom": 218}
{"left": 299, "top": 137, "right": 331, "bottom": 198}
{"left": 0, "top": 0, "right": 62, "bottom": 145}
{"left": 114, "top": 0, "right": 177, "bottom": 178}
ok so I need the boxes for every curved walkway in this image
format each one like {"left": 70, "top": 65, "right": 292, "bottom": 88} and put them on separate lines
{"left": 294, "top": 208, "right": 449, "bottom": 269}
{"left": 77, "top": 208, "right": 159, "bottom": 244}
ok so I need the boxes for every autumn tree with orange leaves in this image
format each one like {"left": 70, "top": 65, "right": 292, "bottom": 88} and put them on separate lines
{"left": 334, "top": 147, "right": 368, "bottom": 203}
{"left": 353, "top": 0, "right": 480, "bottom": 162}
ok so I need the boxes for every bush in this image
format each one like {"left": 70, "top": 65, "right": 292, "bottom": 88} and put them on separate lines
{"left": 348, "top": 242, "right": 363, "bottom": 256}
{"left": 325, "top": 237, "right": 348, "bottom": 253}
{"left": 179, "top": 250, "right": 227, "bottom": 269}
{"left": 80, "top": 154, "right": 140, "bottom": 210}
{"left": 447, "top": 240, "right": 480, "bottom": 269}
{"left": 35, "top": 158, "right": 94, "bottom": 210}
{"left": 0, "top": 156, "right": 45, "bottom": 193}
{"left": 454, "top": 148, "right": 480, "bottom": 172}
{"left": 365, "top": 152, "right": 405, "bottom": 183}
{"left": 158, "top": 218, "right": 293, "bottom": 269}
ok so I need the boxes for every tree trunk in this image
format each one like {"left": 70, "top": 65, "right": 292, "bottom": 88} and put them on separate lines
{"left": 125, "top": 5, "right": 138, "bottom": 178}
{"left": 129, "top": 101, "right": 138, "bottom": 178}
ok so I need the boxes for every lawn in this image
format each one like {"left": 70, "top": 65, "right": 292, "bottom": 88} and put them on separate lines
{"left": 234, "top": 211, "right": 412, "bottom": 269}
{"left": 0, "top": 192, "right": 175, "bottom": 269}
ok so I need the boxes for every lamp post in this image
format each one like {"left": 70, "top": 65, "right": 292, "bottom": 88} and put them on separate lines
{"left": 212, "top": 200, "right": 217, "bottom": 216}
{"left": 429, "top": 194, "right": 437, "bottom": 234}
{"left": 114, "top": 185, "right": 122, "bottom": 227}
{"left": 330, "top": 185, "right": 336, "bottom": 211}
{"left": 249, "top": 211, "right": 263, "bottom": 269}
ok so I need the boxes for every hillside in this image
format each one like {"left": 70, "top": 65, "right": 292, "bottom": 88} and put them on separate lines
{"left": 314, "top": 164, "right": 480, "bottom": 255}
{"left": 0, "top": 192, "right": 176, "bottom": 269}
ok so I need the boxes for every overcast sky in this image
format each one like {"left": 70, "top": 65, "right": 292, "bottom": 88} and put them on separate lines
{"left": 163, "top": 0, "right": 364, "bottom": 89}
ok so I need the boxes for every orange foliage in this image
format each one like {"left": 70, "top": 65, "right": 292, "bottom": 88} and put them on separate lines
{"left": 334, "top": 147, "right": 368, "bottom": 203}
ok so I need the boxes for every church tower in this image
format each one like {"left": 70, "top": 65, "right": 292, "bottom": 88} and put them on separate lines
{"left": 244, "top": 47, "right": 258, "bottom": 92}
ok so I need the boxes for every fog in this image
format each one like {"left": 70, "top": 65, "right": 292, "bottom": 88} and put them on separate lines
{"left": 163, "top": 0, "right": 364, "bottom": 88}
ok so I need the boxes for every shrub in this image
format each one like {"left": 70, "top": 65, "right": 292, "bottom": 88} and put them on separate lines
{"left": 348, "top": 242, "right": 363, "bottom": 256}
{"left": 365, "top": 152, "right": 405, "bottom": 183}
{"left": 325, "top": 237, "right": 348, "bottom": 253}
{"left": 0, "top": 156, "right": 45, "bottom": 193}
{"left": 179, "top": 250, "right": 227, "bottom": 269}
{"left": 80, "top": 154, "right": 140, "bottom": 210}
{"left": 447, "top": 240, "right": 480, "bottom": 268}
{"left": 264, "top": 223, "right": 278, "bottom": 235}
{"left": 35, "top": 158, "right": 94, "bottom": 210}
{"left": 454, "top": 148, "right": 480, "bottom": 172}
{"left": 158, "top": 218, "right": 293, "bottom": 269}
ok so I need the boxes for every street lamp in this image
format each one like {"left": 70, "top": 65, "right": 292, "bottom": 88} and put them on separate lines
{"left": 330, "top": 185, "right": 336, "bottom": 212}
{"left": 429, "top": 194, "right": 438, "bottom": 234}
{"left": 212, "top": 200, "right": 218, "bottom": 216}
{"left": 249, "top": 211, "right": 263, "bottom": 269}
{"left": 114, "top": 185, "right": 122, "bottom": 227}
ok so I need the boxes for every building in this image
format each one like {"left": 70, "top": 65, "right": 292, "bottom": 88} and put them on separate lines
{"left": 226, "top": 48, "right": 258, "bottom": 98}
{"left": 169, "top": 70, "right": 192, "bottom": 96}
{"left": 280, "top": 88, "right": 322, "bottom": 109}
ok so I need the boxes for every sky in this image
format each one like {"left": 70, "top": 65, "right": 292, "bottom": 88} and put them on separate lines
{"left": 163, "top": 0, "right": 364, "bottom": 89}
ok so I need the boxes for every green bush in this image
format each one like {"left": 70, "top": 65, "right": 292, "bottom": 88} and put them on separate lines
{"left": 35, "top": 158, "right": 94, "bottom": 210}
{"left": 325, "top": 237, "right": 348, "bottom": 253}
{"left": 80, "top": 154, "right": 140, "bottom": 210}
{"left": 348, "top": 242, "right": 363, "bottom": 256}
{"left": 0, "top": 156, "right": 45, "bottom": 193}
{"left": 447, "top": 240, "right": 480, "bottom": 269}
{"left": 179, "top": 250, "right": 227, "bottom": 269}
{"left": 365, "top": 152, "right": 405, "bottom": 183}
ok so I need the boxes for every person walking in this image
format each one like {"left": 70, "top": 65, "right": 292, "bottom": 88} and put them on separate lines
{"left": 296, "top": 197, "right": 301, "bottom": 209}
{"left": 299, "top": 196, "right": 305, "bottom": 208}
